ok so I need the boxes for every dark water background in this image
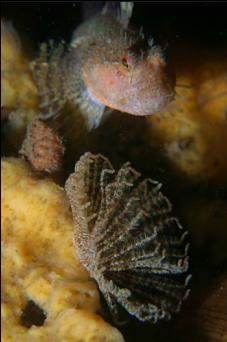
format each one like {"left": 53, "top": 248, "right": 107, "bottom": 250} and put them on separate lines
{"left": 2, "top": 2, "right": 227, "bottom": 342}
{"left": 2, "top": 2, "right": 227, "bottom": 48}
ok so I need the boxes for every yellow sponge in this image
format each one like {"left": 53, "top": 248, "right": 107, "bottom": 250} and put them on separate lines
{"left": 147, "top": 48, "right": 227, "bottom": 183}
{"left": 1, "top": 20, "right": 38, "bottom": 111}
{"left": 1, "top": 158, "right": 124, "bottom": 342}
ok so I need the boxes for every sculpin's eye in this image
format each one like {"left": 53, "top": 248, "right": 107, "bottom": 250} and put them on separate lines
{"left": 121, "top": 57, "right": 129, "bottom": 68}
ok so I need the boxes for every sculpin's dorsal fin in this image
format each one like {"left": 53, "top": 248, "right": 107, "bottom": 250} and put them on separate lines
{"left": 102, "top": 2, "right": 134, "bottom": 29}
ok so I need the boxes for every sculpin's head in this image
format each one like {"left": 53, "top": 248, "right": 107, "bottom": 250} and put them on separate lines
{"left": 81, "top": 14, "right": 175, "bottom": 116}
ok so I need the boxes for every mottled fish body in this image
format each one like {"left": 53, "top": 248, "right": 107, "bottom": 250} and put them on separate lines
{"left": 32, "top": 2, "right": 175, "bottom": 129}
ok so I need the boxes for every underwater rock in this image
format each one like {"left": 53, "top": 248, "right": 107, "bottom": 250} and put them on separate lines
{"left": 167, "top": 275, "right": 227, "bottom": 342}
{"left": 179, "top": 196, "right": 227, "bottom": 267}
{"left": 193, "top": 276, "right": 227, "bottom": 342}
{"left": 65, "top": 152, "right": 191, "bottom": 323}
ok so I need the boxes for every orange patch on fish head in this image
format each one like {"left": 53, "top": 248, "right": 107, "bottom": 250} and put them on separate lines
{"left": 83, "top": 47, "right": 175, "bottom": 116}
